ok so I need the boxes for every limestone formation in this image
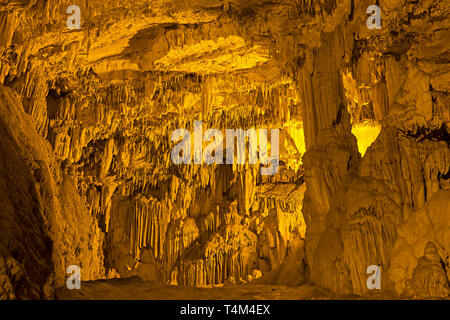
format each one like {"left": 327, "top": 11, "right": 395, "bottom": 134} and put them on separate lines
{"left": 0, "top": 0, "right": 448, "bottom": 300}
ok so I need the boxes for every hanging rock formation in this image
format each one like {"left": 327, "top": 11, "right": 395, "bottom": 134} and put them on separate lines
{"left": 0, "top": 0, "right": 448, "bottom": 299}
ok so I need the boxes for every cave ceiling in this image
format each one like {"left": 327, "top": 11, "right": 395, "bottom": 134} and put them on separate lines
{"left": 0, "top": 0, "right": 449, "bottom": 300}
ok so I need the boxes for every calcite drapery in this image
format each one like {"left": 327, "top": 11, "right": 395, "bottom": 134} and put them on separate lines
{"left": 0, "top": 0, "right": 448, "bottom": 300}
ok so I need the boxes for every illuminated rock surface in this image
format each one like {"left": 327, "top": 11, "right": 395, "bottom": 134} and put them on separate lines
{"left": 0, "top": 0, "right": 448, "bottom": 299}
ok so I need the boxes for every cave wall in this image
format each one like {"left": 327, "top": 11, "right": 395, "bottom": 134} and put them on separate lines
{"left": 295, "top": 0, "right": 450, "bottom": 297}
{"left": 0, "top": 0, "right": 448, "bottom": 299}
{"left": 0, "top": 86, "right": 104, "bottom": 299}
{"left": 0, "top": 0, "right": 307, "bottom": 298}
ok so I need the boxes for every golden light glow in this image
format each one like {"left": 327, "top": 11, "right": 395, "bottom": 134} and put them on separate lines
{"left": 352, "top": 122, "right": 381, "bottom": 156}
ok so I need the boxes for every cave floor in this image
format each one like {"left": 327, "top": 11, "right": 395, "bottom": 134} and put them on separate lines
{"left": 55, "top": 277, "right": 402, "bottom": 300}
{"left": 56, "top": 277, "right": 332, "bottom": 300}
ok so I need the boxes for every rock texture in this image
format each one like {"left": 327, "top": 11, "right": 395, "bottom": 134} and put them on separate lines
{"left": 0, "top": 0, "right": 448, "bottom": 299}
{"left": 0, "top": 86, "right": 104, "bottom": 299}
{"left": 297, "top": 0, "right": 450, "bottom": 297}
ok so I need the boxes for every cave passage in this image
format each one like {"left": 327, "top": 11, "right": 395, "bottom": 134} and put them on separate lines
{"left": 0, "top": 0, "right": 449, "bottom": 300}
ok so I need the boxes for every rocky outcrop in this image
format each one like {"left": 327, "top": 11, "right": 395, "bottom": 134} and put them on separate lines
{"left": 0, "top": 86, "right": 104, "bottom": 299}
{"left": 297, "top": 0, "right": 449, "bottom": 297}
